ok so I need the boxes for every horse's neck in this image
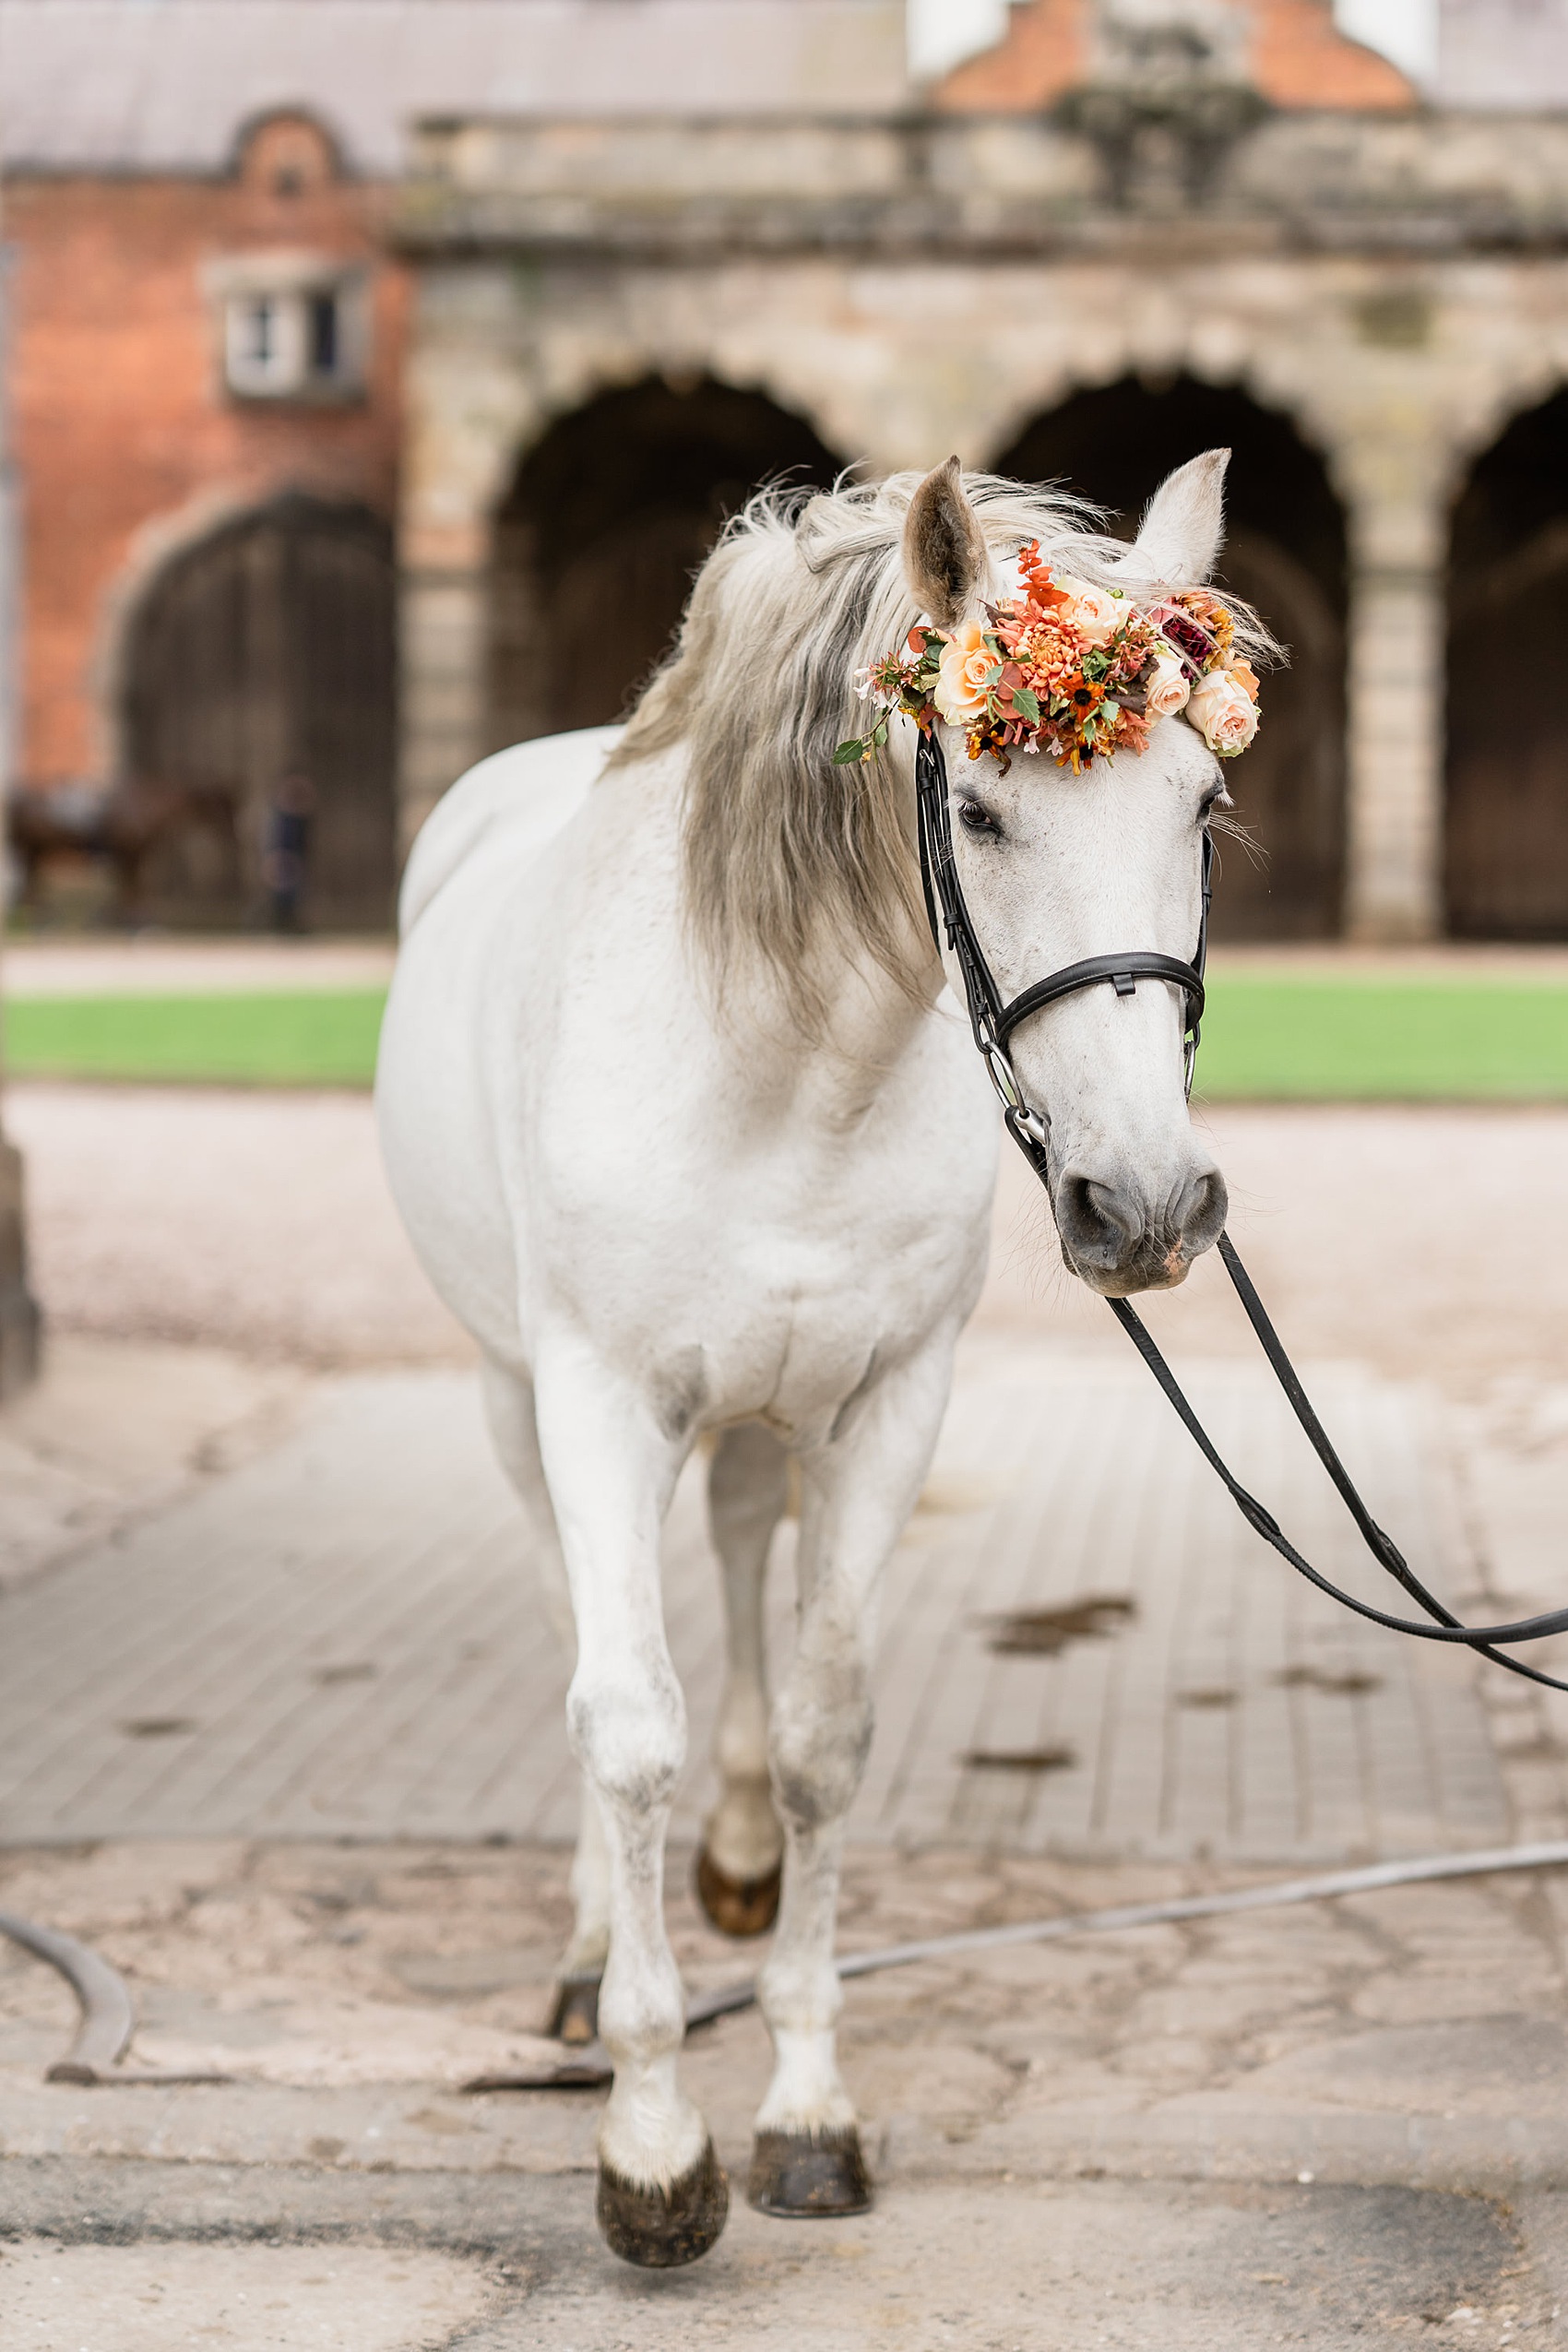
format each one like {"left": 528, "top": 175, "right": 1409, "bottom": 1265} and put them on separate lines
{"left": 719, "top": 924, "right": 944, "bottom": 1123}
{"left": 609, "top": 746, "right": 941, "bottom": 1118}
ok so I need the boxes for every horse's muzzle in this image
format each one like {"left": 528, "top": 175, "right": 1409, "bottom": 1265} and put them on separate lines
{"left": 1052, "top": 1158, "right": 1229, "bottom": 1297}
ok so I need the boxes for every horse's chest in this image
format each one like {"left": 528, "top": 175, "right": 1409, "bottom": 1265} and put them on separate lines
{"left": 636, "top": 1135, "right": 991, "bottom": 1434}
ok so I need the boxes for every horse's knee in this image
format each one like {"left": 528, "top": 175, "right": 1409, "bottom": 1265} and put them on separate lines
{"left": 568, "top": 1664, "right": 687, "bottom": 1816}
{"left": 768, "top": 1649, "right": 873, "bottom": 1829}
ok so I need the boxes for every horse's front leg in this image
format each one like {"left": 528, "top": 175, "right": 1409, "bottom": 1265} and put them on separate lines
{"left": 531, "top": 1336, "right": 728, "bottom": 2269}
{"left": 751, "top": 1335, "right": 957, "bottom": 2218}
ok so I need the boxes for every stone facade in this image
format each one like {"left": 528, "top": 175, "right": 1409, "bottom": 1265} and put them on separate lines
{"left": 395, "top": 86, "right": 1568, "bottom": 939}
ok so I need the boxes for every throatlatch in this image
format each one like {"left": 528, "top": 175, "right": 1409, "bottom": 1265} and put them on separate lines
{"left": 913, "top": 727, "right": 1568, "bottom": 1695}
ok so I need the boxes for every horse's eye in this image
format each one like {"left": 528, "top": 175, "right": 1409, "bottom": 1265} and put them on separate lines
{"left": 958, "top": 800, "right": 1001, "bottom": 837}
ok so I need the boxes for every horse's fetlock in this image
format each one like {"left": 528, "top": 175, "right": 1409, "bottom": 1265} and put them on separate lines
{"left": 758, "top": 1957, "right": 842, "bottom": 2039}
{"left": 599, "top": 1948, "right": 687, "bottom": 2062}
{"left": 600, "top": 2054, "right": 707, "bottom": 2188}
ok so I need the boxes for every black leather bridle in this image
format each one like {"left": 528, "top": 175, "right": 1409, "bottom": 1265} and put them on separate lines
{"left": 915, "top": 726, "right": 1568, "bottom": 1692}
{"left": 914, "top": 729, "right": 1212, "bottom": 1180}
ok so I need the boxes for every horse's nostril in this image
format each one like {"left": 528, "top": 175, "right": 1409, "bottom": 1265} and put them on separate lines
{"left": 1056, "top": 1159, "right": 1227, "bottom": 1282}
{"left": 1179, "top": 1168, "right": 1229, "bottom": 1256}
{"left": 1055, "top": 1170, "right": 1141, "bottom": 1266}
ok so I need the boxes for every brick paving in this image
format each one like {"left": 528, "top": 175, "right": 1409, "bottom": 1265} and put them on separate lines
{"left": 0, "top": 1334, "right": 1507, "bottom": 1861}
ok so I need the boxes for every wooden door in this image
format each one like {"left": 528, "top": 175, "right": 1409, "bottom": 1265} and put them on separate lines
{"left": 124, "top": 495, "right": 396, "bottom": 928}
{"left": 1446, "top": 523, "right": 1568, "bottom": 936}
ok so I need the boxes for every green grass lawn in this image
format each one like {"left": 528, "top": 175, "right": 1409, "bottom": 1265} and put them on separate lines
{"left": 2, "top": 990, "right": 388, "bottom": 1087}
{"left": 6, "top": 977, "right": 1568, "bottom": 1099}
{"left": 1195, "top": 979, "right": 1568, "bottom": 1100}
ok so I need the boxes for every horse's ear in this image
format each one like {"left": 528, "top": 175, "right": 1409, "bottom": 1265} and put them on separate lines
{"left": 904, "top": 457, "right": 989, "bottom": 627}
{"left": 1130, "top": 448, "right": 1230, "bottom": 586}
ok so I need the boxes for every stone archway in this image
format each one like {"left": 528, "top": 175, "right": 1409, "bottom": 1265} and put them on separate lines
{"left": 123, "top": 492, "right": 397, "bottom": 928}
{"left": 1446, "top": 390, "right": 1568, "bottom": 937}
{"left": 993, "top": 377, "right": 1348, "bottom": 941}
{"left": 490, "top": 375, "right": 844, "bottom": 747}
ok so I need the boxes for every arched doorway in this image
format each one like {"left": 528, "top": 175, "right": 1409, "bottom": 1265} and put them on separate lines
{"left": 993, "top": 378, "right": 1348, "bottom": 940}
{"left": 490, "top": 375, "right": 844, "bottom": 746}
{"left": 123, "top": 493, "right": 397, "bottom": 928}
{"left": 1446, "top": 391, "right": 1568, "bottom": 936}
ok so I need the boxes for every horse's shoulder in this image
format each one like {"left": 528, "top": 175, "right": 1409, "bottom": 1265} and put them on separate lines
{"left": 398, "top": 725, "right": 624, "bottom": 935}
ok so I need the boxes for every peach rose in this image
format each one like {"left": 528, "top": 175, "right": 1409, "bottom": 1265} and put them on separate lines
{"left": 1143, "top": 651, "right": 1192, "bottom": 720}
{"left": 1187, "top": 666, "right": 1260, "bottom": 755}
{"left": 933, "top": 622, "right": 996, "bottom": 726}
{"left": 1052, "top": 574, "right": 1124, "bottom": 648}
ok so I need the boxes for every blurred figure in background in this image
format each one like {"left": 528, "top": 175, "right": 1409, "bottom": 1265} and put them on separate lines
{"left": 262, "top": 774, "right": 315, "bottom": 933}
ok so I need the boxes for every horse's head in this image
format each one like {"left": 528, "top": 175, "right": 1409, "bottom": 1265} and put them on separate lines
{"left": 904, "top": 452, "right": 1237, "bottom": 1298}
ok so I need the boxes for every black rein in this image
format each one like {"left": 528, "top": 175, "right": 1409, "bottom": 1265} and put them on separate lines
{"left": 912, "top": 727, "right": 1568, "bottom": 1695}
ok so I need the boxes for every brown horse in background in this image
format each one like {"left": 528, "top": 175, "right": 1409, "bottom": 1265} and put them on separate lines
{"left": 6, "top": 778, "right": 238, "bottom": 926}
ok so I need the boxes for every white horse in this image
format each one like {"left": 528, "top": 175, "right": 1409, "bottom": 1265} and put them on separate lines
{"left": 376, "top": 452, "right": 1238, "bottom": 2266}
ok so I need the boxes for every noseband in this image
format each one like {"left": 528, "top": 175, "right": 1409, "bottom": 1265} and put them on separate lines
{"left": 913, "top": 729, "right": 1213, "bottom": 1181}
{"left": 913, "top": 726, "right": 1568, "bottom": 1693}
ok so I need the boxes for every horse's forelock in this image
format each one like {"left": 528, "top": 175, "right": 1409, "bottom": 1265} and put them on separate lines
{"left": 609, "top": 471, "right": 1264, "bottom": 1039}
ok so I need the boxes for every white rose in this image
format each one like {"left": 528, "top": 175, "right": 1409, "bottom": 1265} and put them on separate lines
{"left": 1052, "top": 574, "right": 1123, "bottom": 649}
{"left": 933, "top": 621, "right": 994, "bottom": 726}
{"left": 1144, "top": 652, "right": 1191, "bottom": 720}
{"left": 1187, "top": 668, "right": 1260, "bottom": 755}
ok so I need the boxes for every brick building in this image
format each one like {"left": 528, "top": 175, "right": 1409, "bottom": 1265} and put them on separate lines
{"left": 3, "top": 105, "right": 406, "bottom": 922}
{"left": 0, "top": 0, "right": 909, "bottom": 925}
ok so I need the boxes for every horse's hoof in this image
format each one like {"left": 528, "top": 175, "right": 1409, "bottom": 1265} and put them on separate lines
{"left": 694, "top": 1847, "right": 782, "bottom": 1938}
{"left": 747, "top": 2125, "right": 873, "bottom": 2217}
{"left": 547, "top": 1970, "right": 601, "bottom": 2046}
{"left": 596, "top": 2139, "right": 730, "bottom": 2268}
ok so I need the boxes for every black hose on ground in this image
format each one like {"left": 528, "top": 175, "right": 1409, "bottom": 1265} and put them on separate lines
{"left": 0, "top": 1907, "right": 230, "bottom": 2085}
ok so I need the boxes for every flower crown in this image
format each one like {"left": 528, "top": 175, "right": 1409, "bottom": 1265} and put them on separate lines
{"left": 835, "top": 541, "right": 1260, "bottom": 774}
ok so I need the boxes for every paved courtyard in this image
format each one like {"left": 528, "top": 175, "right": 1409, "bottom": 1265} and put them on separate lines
{"left": 0, "top": 1340, "right": 1511, "bottom": 1862}
{"left": 6, "top": 1076, "right": 1568, "bottom": 2345}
